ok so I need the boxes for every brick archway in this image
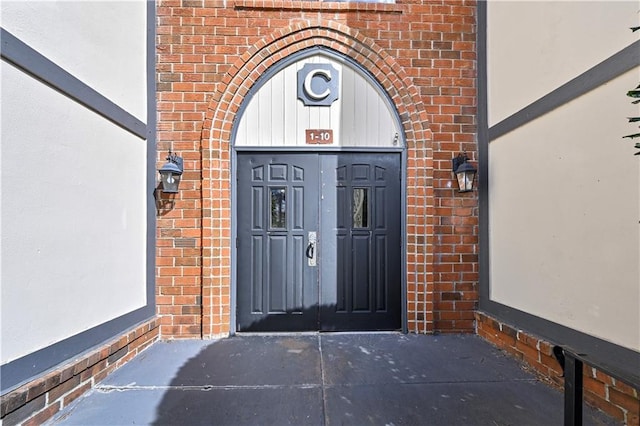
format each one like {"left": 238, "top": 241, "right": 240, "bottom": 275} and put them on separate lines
{"left": 200, "top": 19, "right": 435, "bottom": 337}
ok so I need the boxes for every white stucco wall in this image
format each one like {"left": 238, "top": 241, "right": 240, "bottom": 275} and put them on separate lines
{"left": 488, "top": 1, "right": 639, "bottom": 126}
{"left": 0, "top": 0, "right": 148, "bottom": 365}
{"left": 0, "top": 0, "right": 147, "bottom": 121}
{"left": 489, "top": 69, "right": 640, "bottom": 351}
{"left": 488, "top": 1, "right": 640, "bottom": 351}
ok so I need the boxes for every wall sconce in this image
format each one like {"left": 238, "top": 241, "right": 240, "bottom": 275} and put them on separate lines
{"left": 158, "top": 150, "right": 183, "bottom": 193}
{"left": 452, "top": 152, "right": 477, "bottom": 193}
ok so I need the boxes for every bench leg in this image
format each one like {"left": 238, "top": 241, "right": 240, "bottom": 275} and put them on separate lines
{"left": 564, "top": 353, "right": 583, "bottom": 426}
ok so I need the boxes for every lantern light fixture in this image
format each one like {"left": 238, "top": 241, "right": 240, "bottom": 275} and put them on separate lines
{"left": 452, "top": 152, "right": 477, "bottom": 193}
{"left": 159, "top": 150, "right": 183, "bottom": 193}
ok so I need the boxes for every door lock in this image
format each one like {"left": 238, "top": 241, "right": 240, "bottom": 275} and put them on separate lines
{"left": 307, "top": 232, "right": 317, "bottom": 266}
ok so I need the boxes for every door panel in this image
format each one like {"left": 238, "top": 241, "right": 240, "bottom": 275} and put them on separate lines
{"left": 237, "top": 152, "right": 401, "bottom": 332}
{"left": 237, "top": 154, "right": 319, "bottom": 331}
{"left": 319, "top": 153, "right": 401, "bottom": 331}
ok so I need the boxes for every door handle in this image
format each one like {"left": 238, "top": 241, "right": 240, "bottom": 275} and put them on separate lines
{"left": 307, "top": 231, "right": 317, "bottom": 266}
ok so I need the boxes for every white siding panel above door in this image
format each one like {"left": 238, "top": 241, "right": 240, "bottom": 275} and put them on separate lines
{"left": 283, "top": 63, "right": 299, "bottom": 146}
{"left": 235, "top": 54, "right": 400, "bottom": 148}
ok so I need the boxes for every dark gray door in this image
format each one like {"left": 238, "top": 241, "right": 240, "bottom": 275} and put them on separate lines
{"left": 319, "top": 154, "right": 401, "bottom": 331}
{"left": 237, "top": 154, "right": 319, "bottom": 331}
{"left": 237, "top": 153, "right": 401, "bottom": 331}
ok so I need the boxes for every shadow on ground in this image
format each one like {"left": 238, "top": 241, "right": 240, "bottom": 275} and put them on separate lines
{"left": 45, "top": 306, "right": 618, "bottom": 426}
{"left": 148, "top": 333, "right": 618, "bottom": 426}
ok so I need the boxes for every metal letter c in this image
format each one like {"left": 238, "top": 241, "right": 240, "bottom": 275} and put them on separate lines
{"left": 303, "top": 68, "right": 332, "bottom": 100}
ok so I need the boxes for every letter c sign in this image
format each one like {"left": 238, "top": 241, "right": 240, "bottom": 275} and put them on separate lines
{"left": 297, "top": 63, "right": 339, "bottom": 106}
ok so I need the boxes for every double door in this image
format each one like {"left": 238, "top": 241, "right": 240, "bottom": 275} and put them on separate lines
{"left": 236, "top": 153, "right": 401, "bottom": 331}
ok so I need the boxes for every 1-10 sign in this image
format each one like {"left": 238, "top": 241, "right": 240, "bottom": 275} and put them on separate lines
{"left": 305, "top": 129, "right": 333, "bottom": 144}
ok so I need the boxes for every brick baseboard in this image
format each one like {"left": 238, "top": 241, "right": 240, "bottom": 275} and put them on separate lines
{"left": 476, "top": 311, "right": 639, "bottom": 425}
{"left": 0, "top": 318, "right": 159, "bottom": 426}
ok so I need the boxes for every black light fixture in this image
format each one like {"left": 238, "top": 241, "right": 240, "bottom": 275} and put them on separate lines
{"left": 159, "top": 150, "right": 184, "bottom": 193}
{"left": 452, "top": 152, "right": 477, "bottom": 193}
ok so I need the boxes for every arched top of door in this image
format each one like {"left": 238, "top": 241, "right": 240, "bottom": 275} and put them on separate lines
{"left": 233, "top": 47, "right": 404, "bottom": 149}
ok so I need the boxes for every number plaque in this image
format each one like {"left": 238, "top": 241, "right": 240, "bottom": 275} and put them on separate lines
{"left": 305, "top": 129, "right": 333, "bottom": 144}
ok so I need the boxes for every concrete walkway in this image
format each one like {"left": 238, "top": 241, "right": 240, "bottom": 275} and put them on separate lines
{"left": 46, "top": 334, "right": 617, "bottom": 425}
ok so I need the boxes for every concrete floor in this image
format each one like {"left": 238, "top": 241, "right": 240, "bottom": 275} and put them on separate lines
{"left": 46, "top": 333, "right": 618, "bottom": 425}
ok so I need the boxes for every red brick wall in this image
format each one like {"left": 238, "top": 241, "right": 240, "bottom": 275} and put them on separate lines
{"left": 0, "top": 319, "right": 159, "bottom": 426}
{"left": 476, "top": 312, "right": 640, "bottom": 426}
{"left": 156, "top": 0, "right": 478, "bottom": 337}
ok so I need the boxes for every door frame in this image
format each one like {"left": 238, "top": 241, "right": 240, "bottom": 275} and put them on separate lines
{"left": 230, "top": 146, "right": 407, "bottom": 334}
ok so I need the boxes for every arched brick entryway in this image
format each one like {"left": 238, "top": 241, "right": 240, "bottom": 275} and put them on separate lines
{"left": 199, "top": 19, "right": 435, "bottom": 337}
